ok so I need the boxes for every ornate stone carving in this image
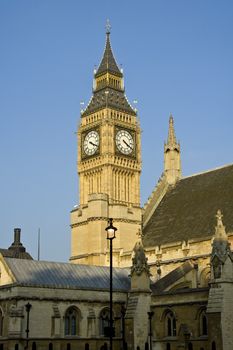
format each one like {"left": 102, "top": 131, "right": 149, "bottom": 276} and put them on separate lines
{"left": 9, "top": 305, "right": 23, "bottom": 317}
{"left": 131, "top": 240, "right": 150, "bottom": 276}
{"left": 211, "top": 210, "right": 233, "bottom": 279}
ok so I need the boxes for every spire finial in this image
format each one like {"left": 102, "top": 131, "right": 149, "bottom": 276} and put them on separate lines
{"left": 167, "top": 113, "right": 177, "bottom": 145}
{"left": 214, "top": 209, "right": 228, "bottom": 240}
{"left": 136, "top": 228, "right": 144, "bottom": 242}
{"left": 216, "top": 209, "right": 223, "bottom": 227}
{"left": 106, "top": 19, "right": 111, "bottom": 35}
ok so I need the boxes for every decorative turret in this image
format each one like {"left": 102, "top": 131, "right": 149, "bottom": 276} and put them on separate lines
{"left": 211, "top": 210, "right": 232, "bottom": 279}
{"left": 8, "top": 228, "right": 32, "bottom": 259}
{"left": 0, "top": 228, "right": 33, "bottom": 259}
{"left": 164, "top": 114, "right": 181, "bottom": 185}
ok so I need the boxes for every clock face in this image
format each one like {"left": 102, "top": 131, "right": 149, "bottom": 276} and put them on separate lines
{"left": 83, "top": 130, "right": 100, "bottom": 156}
{"left": 116, "top": 129, "right": 134, "bottom": 155}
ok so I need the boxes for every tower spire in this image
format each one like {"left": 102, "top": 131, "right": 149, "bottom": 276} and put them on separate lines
{"left": 164, "top": 114, "right": 181, "bottom": 185}
{"left": 95, "top": 20, "right": 122, "bottom": 78}
{"left": 81, "top": 22, "right": 136, "bottom": 117}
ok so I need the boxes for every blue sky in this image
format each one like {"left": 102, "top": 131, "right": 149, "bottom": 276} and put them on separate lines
{"left": 0, "top": 1, "right": 233, "bottom": 262}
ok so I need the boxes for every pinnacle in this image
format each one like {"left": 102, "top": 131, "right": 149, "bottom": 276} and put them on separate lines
{"left": 167, "top": 113, "right": 177, "bottom": 145}
{"left": 214, "top": 209, "right": 228, "bottom": 241}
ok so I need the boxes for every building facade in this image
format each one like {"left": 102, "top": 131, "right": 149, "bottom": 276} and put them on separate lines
{"left": 1, "top": 24, "right": 233, "bottom": 350}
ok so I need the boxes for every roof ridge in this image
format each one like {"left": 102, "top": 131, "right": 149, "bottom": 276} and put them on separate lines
{"left": 4, "top": 257, "right": 129, "bottom": 271}
{"left": 181, "top": 163, "right": 233, "bottom": 180}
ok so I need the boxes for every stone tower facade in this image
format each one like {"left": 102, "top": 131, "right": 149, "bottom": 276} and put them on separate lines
{"left": 70, "top": 25, "right": 142, "bottom": 266}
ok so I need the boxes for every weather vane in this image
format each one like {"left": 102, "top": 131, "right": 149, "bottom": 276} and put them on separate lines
{"left": 106, "top": 19, "right": 111, "bottom": 34}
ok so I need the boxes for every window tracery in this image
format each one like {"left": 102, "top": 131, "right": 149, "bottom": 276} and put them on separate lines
{"left": 64, "top": 307, "right": 80, "bottom": 336}
{"left": 166, "top": 311, "right": 176, "bottom": 337}
{"left": 99, "top": 308, "right": 115, "bottom": 337}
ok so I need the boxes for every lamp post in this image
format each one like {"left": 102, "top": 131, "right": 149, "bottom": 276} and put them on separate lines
{"left": 25, "top": 302, "right": 32, "bottom": 350}
{"left": 147, "top": 311, "right": 154, "bottom": 350}
{"left": 121, "top": 305, "right": 126, "bottom": 350}
{"left": 106, "top": 218, "right": 117, "bottom": 350}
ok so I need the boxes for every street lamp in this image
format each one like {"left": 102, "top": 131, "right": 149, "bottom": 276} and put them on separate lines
{"left": 106, "top": 218, "right": 117, "bottom": 350}
{"left": 25, "top": 302, "right": 32, "bottom": 350}
{"left": 147, "top": 311, "right": 154, "bottom": 350}
{"left": 121, "top": 305, "right": 126, "bottom": 350}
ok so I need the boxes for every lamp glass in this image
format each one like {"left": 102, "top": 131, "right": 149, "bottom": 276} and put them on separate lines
{"left": 107, "top": 228, "right": 115, "bottom": 239}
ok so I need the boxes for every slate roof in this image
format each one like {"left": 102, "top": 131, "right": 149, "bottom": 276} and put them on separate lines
{"left": 151, "top": 261, "right": 194, "bottom": 295}
{"left": 143, "top": 164, "right": 233, "bottom": 247}
{"left": 4, "top": 258, "right": 130, "bottom": 291}
{"left": 0, "top": 248, "right": 32, "bottom": 260}
{"left": 82, "top": 87, "right": 136, "bottom": 116}
{"left": 95, "top": 33, "right": 122, "bottom": 78}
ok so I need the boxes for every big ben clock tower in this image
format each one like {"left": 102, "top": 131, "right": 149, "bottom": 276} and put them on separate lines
{"left": 70, "top": 23, "right": 142, "bottom": 266}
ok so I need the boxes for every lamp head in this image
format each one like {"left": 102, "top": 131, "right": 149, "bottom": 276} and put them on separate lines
{"left": 25, "top": 302, "right": 32, "bottom": 312}
{"left": 106, "top": 218, "right": 117, "bottom": 240}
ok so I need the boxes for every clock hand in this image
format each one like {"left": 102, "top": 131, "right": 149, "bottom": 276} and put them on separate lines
{"left": 123, "top": 139, "right": 133, "bottom": 149}
{"left": 89, "top": 141, "right": 98, "bottom": 147}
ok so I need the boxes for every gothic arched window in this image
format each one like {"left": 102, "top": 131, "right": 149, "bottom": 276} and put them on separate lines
{"left": 166, "top": 311, "right": 176, "bottom": 337}
{"left": 99, "top": 308, "right": 115, "bottom": 337}
{"left": 64, "top": 307, "right": 80, "bottom": 336}
{"left": 199, "top": 310, "right": 208, "bottom": 336}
